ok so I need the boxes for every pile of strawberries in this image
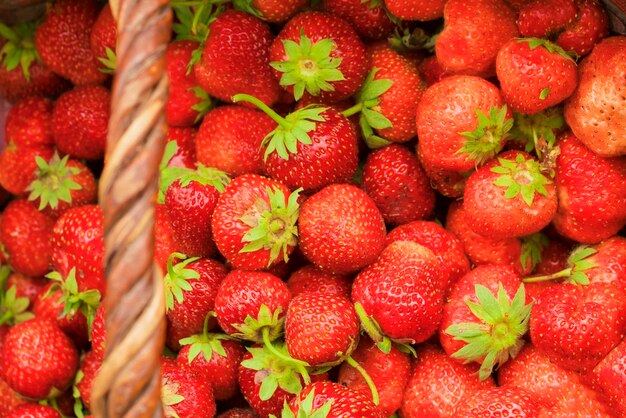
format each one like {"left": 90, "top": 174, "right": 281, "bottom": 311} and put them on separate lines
{"left": 0, "top": 0, "right": 625, "bottom": 416}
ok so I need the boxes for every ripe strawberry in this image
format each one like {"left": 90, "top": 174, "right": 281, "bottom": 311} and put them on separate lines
{"left": 7, "top": 272, "right": 47, "bottom": 307}
{"left": 338, "top": 336, "right": 411, "bottom": 417}
{"left": 362, "top": 144, "right": 435, "bottom": 225}
{"left": 4, "top": 97, "right": 54, "bottom": 148}
{"left": 584, "top": 338, "right": 626, "bottom": 416}
{"left": 154, "top": 203, "right": 178, "bottom": 273}
{"left": 286, "top": 264, "right": 352, "bottom": 299}
{"left": 5, "top": 404, "right": 61, "bottom": 418}
{"left": 556, "top": 0, "right": 609, "bottom": 57}
{"left": 0, "top": 377, "right": 27, "bottom": 416}
{"left": 516, "top": 0, "right": 578, "bottom": 38}
{"left": 533, "top": 237, "right": 571, "bottom": 276}
{"left": 580, "top": 237, "right": 626, "bottom": 292}
{"left": 34, "top": 0, "right": 107, "bottom": 86}
{"left": 1, "top": 318, "right": 78, "bottom": 400}
{"left": 166, "top": 127, "right": 197, "bottom": 169}
{"left": 454, "top": 386, "right": 543, "bottom": 417}
{"left": 244, "top": 0, "right": 309, "bottom": 23}
{"left": 286, "top": 381, "right": 381, "bottom": 418}
{"left": 269, "top": 11, "right": 368, "bottom": 103}
{"left": 212, "top": 174, "right": 300, "bottom": 270}
{"left": 497, "top": 39, "right": 578, "bottom": 114}
{"left": 194, "top": 10, "right": 281, "bottom": 107}
{"left": 0, "top": 199, "right": 54, "bottom": 277}
{"left": 551, "top": 132, "right": 626, "bottom": 243}
{"left": 417, "top": 55, "right": 450, "bottom": 86}
{"left": 385, "top": 0, "right": 446, "bottom": 21}
{"left": 436, "top": 0, "right": 519, "bottom": 77}
{"left": 321, "top": 0, "right": 395, "bottom": 40}
{"left": 214, "top": 270, "right": 291, "bottom": 343}
{"left": 298, "top": 183, "right": 386, "bottom": 274}
{"left": 0, "top": 143, "right": 54, "bottom": 195}
{"left": 440, "top": 264, "right": 532, "bottom": 380}
{"left": 90, "top": 305, "right": 106, "bottom": 359}
{"left": 75, "top": 350, "right": 102, "bottom": 412}
{"left": 50, "top": 205, "right": 105, "bottom": 295}
{"left": 89, "top": 4, "right": 117, "bottom": 63}
{"left": 51, "top": 85, "right": 110, "bottom": 160}
{"left": 195, "top": 105, "right": 275, "bottom": 177}
{"left": 564, "top": 36, "right": 626, "bottom": 157}
{"left": 400, "top": 343, "right": 496, "bottom": 417}
{"left": 217, "top": 409, "right": 258, "bottom": 418}
{"left": 161, "top": 363, "right": 216, "bottom": 418}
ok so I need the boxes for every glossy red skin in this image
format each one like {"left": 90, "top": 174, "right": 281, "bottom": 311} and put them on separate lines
{"left": 436, "top": 0, "right": 519, "bottom": 78}
{"left": 162, "top": 365, "right": 216, "bottom": 418}
{"left": 385, "top": 0, "right": 446, "bottom": 20}
{"left": 33, "top": 286, "right": 89, "bottom": 349}
{"left": 0, "top": 199, "right": 54, "bottom": 277}
{"left": 420, "top": 165, "right": 467, "bottom": 198}
{"left": 166, "top": 127, "right": 197, "bottom": 169}
{"left": 386, "top": 220, "right": 471, "bottom": 294}
{"left": 269, "top": 12, "right": 369, "bottom": 104}
{"left": 194, "top": 10, "right": 281, "bottom": 107}
{"left": 516, "top": 0, "right": 578, "bottom": 37}
{"left": 0, "top": 144, "right": 54, "bottom": 195}
{"left": 400, "top": 344, "right": 495, "bottom": 418}
{"left": 338, "top": 336, "right": 411, "bottom": 417}
{"left": 1, "top": 318, "right": 78, "bottom": 400}
{"left": 5, "top": 97, "right": 54, "bottom": 148}
{"left": 90, "top": 305, "right": 106, "bottom": 360}
{"left": 416, "top": 75, "right": 506, "bottom": 173}
{"left": 0, "top": 376, "right": 27, "bottom": 416}
{"left": 51, "top": 205, "right": 105, "bottom": 295}
{"left": 264, "top": 108, "right": 358, "bottom": 192}
{"left": 154, "top": 203, "right": 178, "bottom": 273}
{"left": 362, "top": 144, "right": 434, "bottom": 225}
{"left": 252, "top": 0, "right": 309, "bottom": 22}
{"left": 164, "top": 179, "right": 220, "bottom": 258}
{"left": 556, "top": 0, "right": 609, "bottom": 57}
{"left": 285, "top": 292, "right": 359, "bottom": 366}
{"left": 564, "top": 37, "right": 626, "bottom": 157}
{"left": 288, "top": 381, "right": 381, "bottom": 418}
{"left": 533, "top": 238, "right": 571, "bottom": 276}
{"left": 89, "top": 4, "right": 117, "bottom": 60}
{"left": 214, "top": 270, "right": 291, "bottom": 337}
{"left": 584, "top": 338, "right": 626, "bottom": 416}
{"left": 51, "top": 85, "right": 110, "bottom": 160}
{"left": 0, "top": 61, "right": 69, "bottom": 104}
{"left": 446, "top": 202, "right": 531, "bottom": 276}
{"left": 496, "top": 40, "right": 578, "bottom": 114}
{"left": 178, "top": 338, "right": 245, "bottom": 401}
{"left": 454, "top": 386, "right": 542, "bottom": 417}
{"left": 584, "top": 237, "right": 626, "bottom": 293}
{"left": 76, "top": 350, "right": 101, "bottom": 411}
{"left": 166, "top": 40, "right": 204, "bottom": 127}
{"left": 439, "top": 264, "right": 523, "bottom": 361}
{"left": 212, "top": 174, "right": 295, "bottom": 270}
{"left": 322, "top": 0, "right": 395, "bottom": 40}
{"left": 286, "top": 264, "right": 352, "bottom": 299}
{"left": 5, "top": 404, "right": 61, "bottom": 418}
{"left": 196, "top": 105, "right": 274, "bottom": 177}
{"left": 417, "top": 56, "right": 450, "bottom": 86}
{"left": 34, "top": 0, "right": 106, "bottom": 86}
{"left": 298, "top": 183, "right": 386, "bottom": 274}
{"left": 166, "top": 258, "right": 228, "bottom": 350}
{"left": 7, "top": 272, "right": 47, "bottom": 307}
{"left": 353, "top": 240, "right": 444, "bottom": 344}
{"left": 551, "top": 132, "right": 626, "bottom": 243}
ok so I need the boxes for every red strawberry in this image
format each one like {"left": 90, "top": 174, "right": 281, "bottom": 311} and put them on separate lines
{"left": 0, "top": 318, "right": 78, "bottom": 400}
{"left": 362, "top": 144, "right": 435, "bottom": 225}
{"left": 436, "top": 0, "right": 519, "bottom": 77}
{"left": 516, "top": 0, "right": 578, "bottom": 38}
{"left": 7, "top": 272, "right": 47, "bottom": 307}
{"left": 286, "top": 381, "right": 381, "bottom": 418}
{"left": 51, "top": 85, "right": 110, "bottom": 160}
{"left": 5, "top": 404, "right": 61, "bottom": 418}
{"left": 217, "top": 409, "right": 258, "bottom": 418}
{"left": 166, "top": 127, "right": 197, "bottom": 169}
{"left": 338, "top": 336, "right": 411, "bottom": 417}
{"left": 161, "top": 363, "right": 216, "bottom": 418}
{"left": 34, "top": 0, "right": 107, "bottom": 86}
{"left": 556, "top": 0, "right": 609, "bottom": 57}
{"left": 5, "top": 97, "right": 54, "bottom": 148}
{"left": 246, "top": 0, "right": 309, "bottom": 23}
{"left": 212, "top": 174, "right": 300, "bottom": 270}
{"left": 0, "top": 377, "right": 27, "bottom": 416}
{"left": 0, "top": 143, "right": 54, "bottom": 195}
{"left": 400, "top": 343, "right": 496, "bottom": 417}
{"left": 154, "top": 203, "right": 178, "bottom": 273}
{"left": 269, "top": 11, "right": 369, "bottom": 103}
{"left": 564, "top": 36, "right": 626, "bottom": 157}
{"left": 533, "top": 237, "right": 571, "bottom": 276}
{"left": 89, "top": 4, "right": 117, "bottom": 64}
{"left": 454, "top": 386, "right": 543, "bottom": 417}
{"left": 75, "top": 350, "right": 102, "bottom": 412}
{"left": 385, "top": 0, "right": 446, "bottom": 21}
{"left": 0, "top": 269, "right": 35, "bottom": 330}
{"left": 581, "top": 237, "right": 626, "bottom": 292}
{"left": 90, "top": 305, "right": 106, "bottom": 360}
{"left": 584, "top": 337, "right": 626, "bottom": 416}
{"left": 286, "top": 264, "right": 352, "bottom": 299}
{"left": 417, "top": 55, "right": 450, "bottom": 86}
{"left": 195, "top": 105, "right": 275, "bottom": 177}
{"left": 298, "top": 183, "right": 386, "bottom": 274}
{"left": 321, "top": 0, "right": 395, "bottom": 40}
{"left": 194, "top": 10, "right": 281, "bottom": 107}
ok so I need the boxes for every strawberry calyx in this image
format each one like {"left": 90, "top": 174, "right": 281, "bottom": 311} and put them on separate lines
{"left": 276, "top": 388, "right": 333, "bottom": 418}
{"left": 72, "top": 369, "right": 88, "bottom": 418}
{"left": 97, "top": 47, "right": 117, "bottom": 74}
{"left": 523, "top": 245, "right": 598, "bottom": 285}
{"left": 0, "top": 264, "right": 34, "bottom": 326}
{"left": 445, "top": 283, "right": 532, "bottom": 381}
{"left": 162, "top": 377, "right": 185, "bottom": 418}
{"left": 509, "top": 107, "right": 564, "bottom": 160}
{"left": 354, "top": 302, "right": 416, "bottom": 357}
{"left": 388, "top": 27, "right": 438, "bottom": 54}
{"left": 520, "top": 232, "right": 549, "bottom": 272}
{"left": 189, "top": 85, "right": 214, "bottom": 122}
{"left": 231, "top": 0, "right": 264, "bottom": 19}
{"left": 26, "top": 152, "right": 82, "bottom": 211}
{"left": 164, "top": 252, "right": 201, "bottom": 311}
{"left": 457, "top": 105, "right": 513, "bottom": 166}
{"left": 517, "top": 37, "right": 577, "bottom": 62}
{"left": 490, "top": 153, "right": 551, "bottom": 206}
{"left": 270, "top": 32, "right": 346, "bottom": 101}
{"left": 0, "top": 21, "right": 40, "bottom": 80}
{"left": 239, "top": 186, "right": 301, "bottom": 266}
{"left": 231, "top": 304, "right": 286, "bottom": 343}
{"left": 179, "top": 311, "right": 232, "bottom": 364}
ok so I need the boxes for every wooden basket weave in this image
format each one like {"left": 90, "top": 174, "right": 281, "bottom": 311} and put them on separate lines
{"left": 0, "top": 0, "right": 625, "bottom": 417}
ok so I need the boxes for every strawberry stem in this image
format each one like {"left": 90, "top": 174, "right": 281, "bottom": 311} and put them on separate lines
{"left": 522, "top": 269, "right": 571, "bottom": 283}
{"left": 345, "top": 355, "right": 379, "bottom": 406}
{"left": 341, "top": 102, "right": 363, "bottom": 118}
{"left": 232, "top": 93, "right": 288, "bottom": 129}
{"left": 262, "top": 327, "right": 311, "bottom": 384}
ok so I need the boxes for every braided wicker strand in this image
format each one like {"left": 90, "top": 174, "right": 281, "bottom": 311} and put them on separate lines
{"left": 90, "top": 0, "right": 171, "bottom": 417}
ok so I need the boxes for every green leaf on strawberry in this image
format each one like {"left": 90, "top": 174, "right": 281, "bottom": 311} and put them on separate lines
{"left": 189, "top": 85, "right": 214, "bottom": 122}
{"left": 0, "top": 264, "right": 34, "bottom": 325}
{"left": 491, "top": 153, "right": 551, "bottom": 206}
{"left": 164, "top": 252, "right": 201, "bottom": 311}
{"left": 45, "top": 268, "right": 101, "bottom": 332}
{"left": 0, "top": 21, "right": 41, "bottom": 80}
{"left": 162, "top": 379, "right": 184, "bottom": 418}
{"left": 72, "top": 370, "right": 87, "bottom": 418}
{"left": 97, "top": 47, "right": 117, "bottom": 74}
{"left": 457, "top": 105, "right": 513, "bottom": 166}
{"left": 231, "top": 0, "right": 264, "bottom": 19}
{"left": 179, "top": 316, "right": 231, "bottom": 365}
{"left": 231, "top": 304, "right": 286, "bottom": 343}
{"left": 520, "top": 232, "right": 549, "bottom": 272}
{"left": 278, "top": 388, "right": 333, "bottom": 418}
{"left": 509, "top": 107, "right": 564, "bottom": 157}
{"left": 26, "top": 153, "right": 82, "bottom": 211}
{"left": 354, "top": 302, "right": 415, "bottom": 357}
{"left": 525, "top": 245, "right": 599, "bottom": 285}
{"left": 517, "top": 37, "right": 577, "bottom": 63}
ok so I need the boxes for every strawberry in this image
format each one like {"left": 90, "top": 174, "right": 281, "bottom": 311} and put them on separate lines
{"left": 584, "top": 337, "right": 626, "bottom": 416}
{"left": 194, "top": 10, "right": 281, "bottom": 107}
{"left": 239, "top": 0, "right": 309, "bottom": 23}
{"left": 34, "top": 0, "right": 107, "bottom": 86}
{"left": 417, "top": 55, "right": 449, "bottom": 86}
{"left": 0, "top": 377, "right": 27, "bottom": 416}
{"left": 0, "top": 199, "right": 54, "bottom": 277}
{"left": 90, "top": 305, "right": 106, "bottom": 360}
{"left": 286, "top": 264, "right": 352, "bottom": 299}
{"left": 496, "top": 39, "right": 578, "bottom": 114}
{"left": 4, "top": 97, "right": 54, "bottom": 148}
{"left": 454, "top": 386, "right": 543, "bottom": 417}
{"left": 51, "top": 85, "right": 110, "bottom": 160}
{"left": 362, "top": 144, "right": 435, "bottom": 225}
{"left": 338, "top": 336, "right": 411, "bottom": 417}
{"left": 0, "top": 318, "right": 78, "bottom": 400}
{"left": 0, "top": 143, "right": 54, "bottom": 196}
{"left": 385, "top": 0, "right": 446, "bottom": 21}
{"left": 439, "top": 264, "right": 532, "bottom": 380}
{"left": 581, "top": 237, "right": 626, "bottom": 292}
{"left": 195, "top": 105, "right": 275, "bottom": 177}
{"left": 385, "top": 220, "right": 471, "bottom": 294}
{"left": 214, "top": 270, "right": 291, "bottom": 343}
{"left": 533, "top": 237, "right": 571, "bottom": 276}
{"left": 5, "top": 404, "right": 61, "bottom": 418}
{"left": 321, "top": 0, "right": 395, "bottom": 40}
{"left": 161, "top": 363, "right": 216, "bottom": 418}
{"left": 166, "top": 127, "right": 197, "bottom": 169}
{"left": 0, "top": 267, "right": 35, "bottom": 328}
{"left": 516, "top": 0, "right": 578, "bottom": 38}
{"left": 178, "top": 333, "right": 245, "bottom": 401}
{"left": 269, "top": 11, "right": 369, "bottom": 103}
{"left": 286, "top": 381, "right": 381, "bottom": 418}
{"left": 89, "top": 4, "right": 117, "bottom": 66}
{"left": 400, "top": 343, "right": 496, "bottom": 417}
{"left": 233, "top": 95, "right": 358, "bottom": 192}
{"left": 211, "top": 174, "right": 300, "bottom": 270}
{"left": 556, "top": 0, "right": 609, "bottom": 57}
{"left": 6, "top": 271, "right": 47, "bottom": 307}
{"left": 154, "top": 203, "right": 178, "bottom": 273}
{"left": 564, "top": 36, "right": 626, "bottom": 157}
{"left": 551, "top": 132, "right": 626, "bottom": 243}
{"left": 50, "top": 205, "right": 105, "bottom": 295}
{"left": 75, "top": 349, "right": 101, "bottom": 412}
{"left": 217, "top": 409, "right": 258, "bottom": 418}
{"left": 436, "top": 0, "right": 519, "bottom": 78}
{"left": 298, "top": 183, "right": 386, "bottom": 274}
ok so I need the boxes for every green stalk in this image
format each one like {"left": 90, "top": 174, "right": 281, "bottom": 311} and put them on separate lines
{"left": 522, "top": 268, "right": 571, "bottom": 283}
{"left": 345, "top": 355, "right": 379, "bottom": 406}
{"left": 341, "top": 102, "right": 363, "bottom": 118}
{"left": 232, "top": 94, "right": 290, "bottom": 129}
